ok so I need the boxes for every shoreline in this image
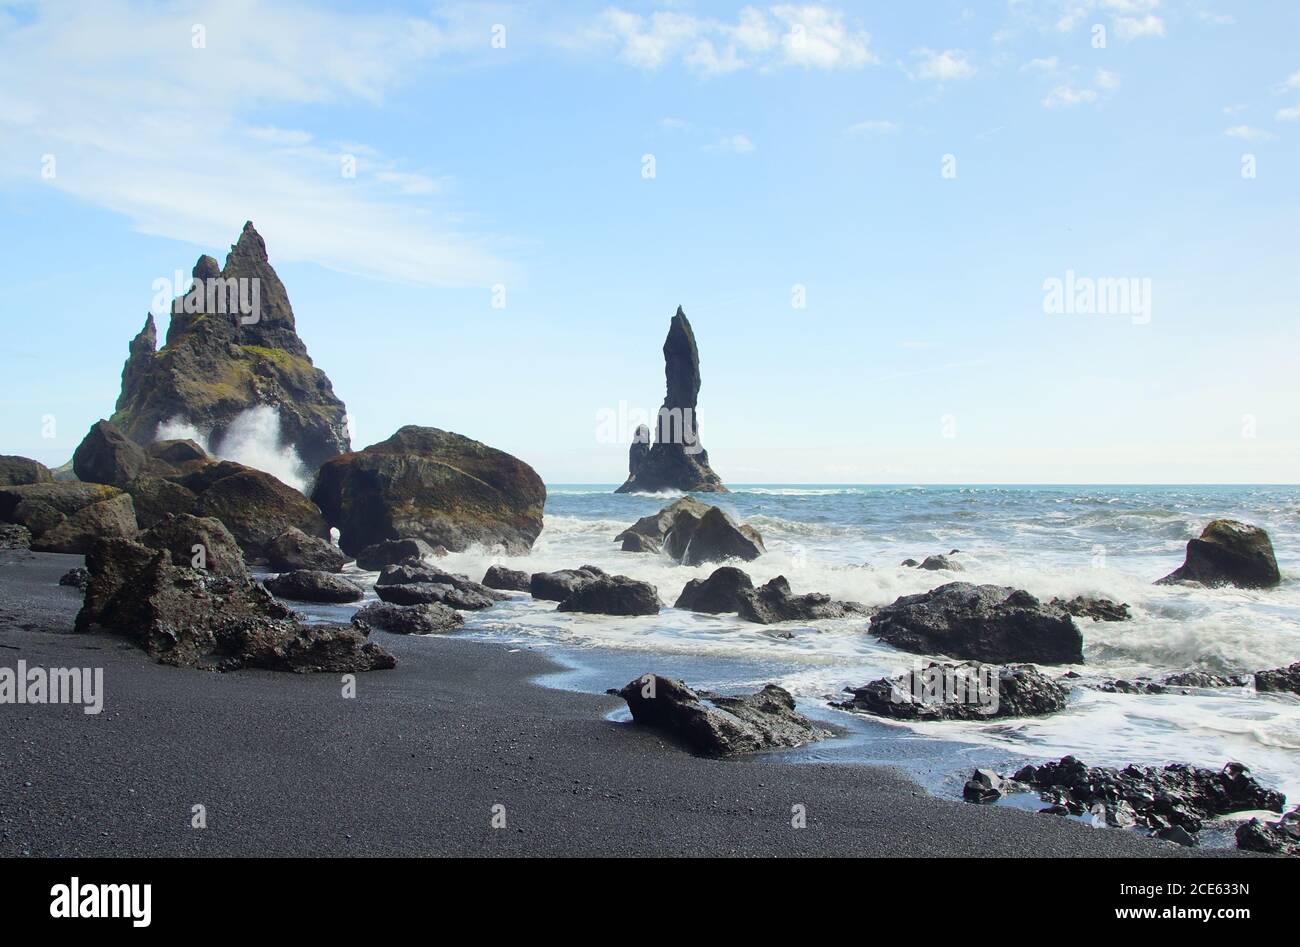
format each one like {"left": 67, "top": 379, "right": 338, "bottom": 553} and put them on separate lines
{"left": 0, "top": 549, "right": 1220, "bottom": 857}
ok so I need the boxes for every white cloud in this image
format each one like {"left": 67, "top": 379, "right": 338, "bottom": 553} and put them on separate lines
{"left": 846, "top": 119, "right": 899, "bottom": 135}
{"left": 1197, "top": 11, "right": 1235, "bottom": 26}
{"left": 1224, "top": 125, "right": 1275, "bottom": 142}
{"left": 1114, "top": 14, "right": 1165, "bottom": 41}
{"left": 0, "top": 0, "right": 512, "bottom": 288}
{"left": 1049, "top": 1, "right": 1165, "bottom": 42}
{"left": 1043, "top": 85, "right": 1098, "bottom": 108}
{"left": 1021, "top": 56, "right": 1060, "bottom": 72}
{"left": 1277, "top": 103, "right": 1300, "bottom": 122}
{"left": 705, "top": 133, "right": 755, "bottom": 153}
{"left": 590, "top": 5, "right": 877, "bottom": 76}
{"left": 1095, "top": 68, "right": 1121, "bottom": 91}
{"left": 912, "top": 48, "right": 976, "bottom": 81}
{"left": 1283, "top": 70, "right": 1300, "bottom": 91}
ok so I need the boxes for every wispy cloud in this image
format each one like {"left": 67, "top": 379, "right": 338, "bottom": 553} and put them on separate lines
{"left": 1042, "top": 68, "right": 1119, "bottom": 108}
{"left": 1224, "top": 125, "right": 1275, "bottom": 142}
{"left": 705, "top": 133, "right": 756, "bottom": 153}
{"left": 911, "top": 48, "right": 976, "bottom": 81}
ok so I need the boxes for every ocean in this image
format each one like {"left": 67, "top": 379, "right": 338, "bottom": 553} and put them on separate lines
{"left": 302, "top": 484, "right": 1300, "bottom": 811}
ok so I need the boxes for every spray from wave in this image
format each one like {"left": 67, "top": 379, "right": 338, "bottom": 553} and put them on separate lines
{"left": 156, "top": 405, "right": 310, "bottom": 493}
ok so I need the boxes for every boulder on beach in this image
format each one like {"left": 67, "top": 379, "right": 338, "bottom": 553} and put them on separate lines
{"left": 123, "top": 476, "right": 198, "bottom": 528}
{"left": 530, "top": 565, "right": 606, "bottom": 602}
{"left": 107, "top": 223, "right": 351, "bottom": 470}
{"left": 0, "top": 524, "right": 31, "bottom": 550}
{"left": 482, "top": 564, "right": 530, "bottom": 592}
{"left": 355, "top": 538, "right": 440, "bottom": 571}
{"left": 611, "top": 673, "right": 830, "bottom": 756}
{"left": 178, "top": 461, "right": 328, "bottom": 560}
{"left": 353, "top": 601, "right": 464, "bottom": 636}
{"left": 616, "top": 307, "right": 727, "bottom": 494}
{"left": 557, "top": 574, "right": 661, "bottom": 616}
{"left": 614, "top": 496, "right": 764, "bottom": 565}
{"left": 376, "top": 562, "right": 503, "bottom": 597}
{"left": 59, "top": 567, "right": 91, "bottom": 591}
{"left": 1157, "top": 519, "right": 1280, "bottom": 589}
{"left": 1236, "top": 808, "right": 1300, "bottom": 857}
{"left": 0, "top": 455, "right": 53, "bottom": 487}
{"left": 375, "top": 581, "right": 496, "bottom": 610}
{"left": 267, "top": 526, "right": 347, "bottom": 573}
{"left": 265, "top": 570, "right": 365, "bottom": 604}
{"left": 674, "top": 566, "right": 755, "bottom": 613}
{"left": 1050, "top": 595, "right": 1131, "bottom": 622}
{"left": 138, "top": 512, "right": 247, "bottom": 578}
{"left": 76, "top": 537, "right": 393, "bottom": 672}
{"left": 28, "top": 491, "right": 139, "bottom": 554}
{"left": 312, "top": 425, "right": 546, "bottom": 556}
{"left": 836, "top": 662, "right": 1069, "bottom": 721}
{"left": 0, "top": 481, "right": 133, "bottom": 546}
{"left": 869, "top": 582, "right": 1084, "bottom": 665}
{"left": 737, "top": 576, "right": 871, "bottom": 625}
{"left": 73, "top": 419, "right": 175, "bottom": 486}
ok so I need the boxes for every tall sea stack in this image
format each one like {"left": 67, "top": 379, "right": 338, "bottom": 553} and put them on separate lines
{"left": 616, "top": 307, "right": 726, "bottom": 494}
{"left": 109, "top": 222, "right": 350, "bottom": 470}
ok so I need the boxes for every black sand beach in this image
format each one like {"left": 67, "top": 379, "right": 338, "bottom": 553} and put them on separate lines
{"left": 0, "top": 549, "right": 1212, "bottom": 858}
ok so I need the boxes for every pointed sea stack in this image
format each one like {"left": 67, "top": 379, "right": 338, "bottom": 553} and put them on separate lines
{"left": 109, "top": 222, "right": 350, "bottom": 470}
{"left": 615, "top": 307, "right": 726, "bottom": 493}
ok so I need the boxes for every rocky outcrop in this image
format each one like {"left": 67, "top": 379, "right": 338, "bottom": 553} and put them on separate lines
{"left": 173, "top": 460, "right": 328, "bottom": 560}
{"left": 615, "top": 308, "right": 726, "bottom": 494}
{"left": 0, "top": 456, "right": 53, "bottom": 486}
{"left": 267, "top": 526, "right": 347, "bottom": 573}
{"left": 556, "top": 574, "right": 660, "bottom": 615}
{"left": 611, "top": 673, "right": 830, "bottom": 756}
{"left": 530, "top": 565, "right": 606, "bottom": 601}
{"left": 482, "top": 565, "right": 530, "bottom": 592}
{"left": 109, "top": 223, "right": 351, "bottom": 470}
{"left": 869, "top": 583, "right": 1083, "bottom": 665}
{"left": 0, "top": 482, "right": 137, "bottom": 553}
{"left": 1005, "top": 757, "right": 1285, "bottom": 838}
{"left": 1236, "top": 808, "right": 1300, "bottom": 857}
{"left": 614, "top": 497, "right": 763, "bottom": 565}
{"left": 26, "top": 491, "right": 138, "bottom": 554}
{"left": 674, "top": 566, "right": 755, "bottom": 613}
{"left": 312, "top": 425, "right": 545, "bottom": 555}
{"left": 73, "top": 419, "right": 165, "bottom": 486}
{"left": 76, "top": 537, "right": 392, "bottom": 672}
{"left": 836, "top": 663, "right": 1069, "bottom": 721}
{"left": 123, "top": 477, "right": 198, "bottom": 528}
{"left": 0, "top": 524, "right": 31, "bottom": 549}
{"left": 1050, "top": 595, "right": 1130, "bottom": 622}
{"left": 59, "top": 567, "right": 90, "bottom": 591}
{"left": 355, "top": 538, "right": 440, "bottom": 571}
{"left": 138, "top": 513, "right": 246, "bottom": 578}
{"left": 1157, "top": 520, "right": 1280, "bottom": 589}
{"left": 1255, "top": 661, "right": 1300, "bottom": 696}
{"left": 265, "top": 570, "right": 365, "bottom": 604}
{"left": 737, "top": 576, "right": 871, "bottom": 625}
{"left": 375, "top": 581, "right": 495, "bottom": 610}
{"left": 353, "top": 601, "right": 464, "bottom": 635}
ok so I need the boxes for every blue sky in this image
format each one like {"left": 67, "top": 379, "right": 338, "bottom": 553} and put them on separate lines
{"left": 1, "top": 0, "right": 1298, "bottom": 483}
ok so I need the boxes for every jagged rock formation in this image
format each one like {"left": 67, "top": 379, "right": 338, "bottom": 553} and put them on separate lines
{"left": 110, "top": 222, "right": 350, "bottom": 470}
{"left": 836, "top": 663, "right": 1069, "bottom": 721}
{"left": 616, "top": 307, "right": 726, "bottom": 493}
{"left": 0, "top": 456, "right": 53, "bottom": 486}
{"left": 312, "top": 426, "right": 546, "bottom": 556}
{"left": 614, "top": 497, "right": 764, "bottom": 564}
{"left": 1156, "top": 519, "right": 1280, "bottom": 589}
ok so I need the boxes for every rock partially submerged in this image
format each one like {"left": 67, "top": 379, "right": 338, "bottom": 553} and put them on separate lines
{"left": 615, "top": 308, "right": 727, "bottom": 494}
{"left": 737, "top": 576, "right": 871, "bottom": 625}
{"left": 836, "top": 663, "right": 1068, "bottom": 721}
{"left": 557, "top": 574, "right": 661, "bottom": 616}
{"left": 1050, "top": 595, "right": 1131, "bottom": 622}
{"left": 76, "top": 537, "right": 393, "bottom": 672}
{"left": 1157, "top": 519, "right": 1280, "bottom": 589}
{"left": 611, "top": 673, "right": 830, "bottom": 756}
{"left": 355, "top": 538, "right": 440, "bottom": 571}
{"left": 530, "top": 565, "right": 606, "bottom": 601}
{"left": 615, "top": 497, "right": 764, "bottom": 565}
{"left": 674, "top": 566, "right": 755, "bottom": 613}
{"left": 268, "top": 526, "right": 347, "bottom": 573}
{"left": 869, "top": 583, "right": 1083, "bottom": 665}
{"left": 1236, "top": 808, "right": 1300, "bottom": 857}
{"left": 481, "top": 564, "right": 530, "bottom": 592}
{"left": 903, "top": 552, "right": 963, "bottom": 572}
{"left": 312, "top": 425, "right": 546, "bottom": 555}
{"left": 1254, "top": 661, "right": 1300, "bottom": 696}
{"left": 353, "top": 601, "right": 464, "bottom": 635}
{"left": 1001, "top": 756, "right": 1285, "bottom": 837}
{"left": 265, "top": 570, "right": 365, "bottom": 604}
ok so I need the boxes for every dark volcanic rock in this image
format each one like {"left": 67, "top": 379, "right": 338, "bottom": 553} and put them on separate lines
{"left": 674, "top": 566, "right": 755, "bottom": 613}
{"left": 375, "top": 581, "right": 495, "bottom": 610}
{"left": 30, "top": 492, "right": 138, "bottom": 554}
{"left": 736, "top": 576, "right": 871, "bottom": 625}
{"left": 76, "top": 537, "right": 392, "bottom": 672}
{"left": 1236, "top": 808, "right": 1300, "bottom": 857}
{"left": 615, "top": 307, "right": 727, "bottom": 494}
{"left": 481, "top": 564, "right": 530, "bottom": 592}
{"left": 313, "top": 425, "right": 546, "bottom": 556}
{"left": 1, "top": 482, "right": 131, "bottom": 542}
{"left": 615, "top": 496, "right": 763, "bottom": 565}
{"left": 355, "top": 538, "right": 439, "bottom": 571}
{"left": 917, "top": 554, "right": 963, "bottom": 572}
{"left": 123, "top": 477, "right": 198, "bottom": 529}
{"left": 1255, "top": 662, "right": 1300, "bottom": 696}
{"left": 616, "top": 496, "right": 708, "bottom": 549}
{"left": 59, "top": 567, "right": 91, "bottom": 591}
{"left": 612, "top": 673, "right": 830, "bottom": 756}
{"left": 620, "top": 532, "right": 661, "bottom": 553}
{"left": 964, "top": 769, "right": 1016, "bottom": 804}
{"left": 0, "top": 455, "right": 53, "bottom": 486}
{"left": 680, "top": 506, "right": 765, "bottom": 566}
{"left": 108, "top": 223, "right": 351, "bottom": 470}
{"left": 353, "top": 601, "right": 464, "bottom": 635}
{"left": 1163, "top": 671, "right": 1252, "bottom": 689}
{"left": 1009, "top": 756, "right": 1284, "bottom": 834}
{"left": 1051, "top": 595, "right": 1131, "bottom": 622}
{"left": 1157, "top": 519, "right": 1280, "bottom": 589}
{"left": 182, "top": 462, "right": 328, "bottom": 560}
{"left": 837, "top": 662, "right": 1069, "bottom": 721}
{"left": 869, "top": 582, "right": 1083, "bottom": 665}
{"left": 530, "top": 565, "right": 606, "bottom": 601}
{"left": 138, "top": 512, "right": 247, "bottom": 578}
{"left": 147, "top": 438, "right": 211, "bottom": 469}
{"left": 376, "top": 563, "right": 503, "bottom": 599}
{"left": 556, "top": 574, "right": 660, "bottom": 616}
{"left": 73, "top": 419, "right": 173, "bottom": 486}
{"left": 265, "top": 570, "right": 365, "bottom": 604}
{"left": 267, "top": 526, "right": 347, "bottom": 573}
{"left": 0, "top": 524, "right": 32, "bottom": 549}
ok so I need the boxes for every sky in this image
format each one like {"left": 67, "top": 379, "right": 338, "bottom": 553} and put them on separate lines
{"left": 1, "top": 0, "right": 1298, "bottom": 484}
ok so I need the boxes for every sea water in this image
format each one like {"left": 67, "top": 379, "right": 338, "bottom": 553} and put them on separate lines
{"left": 314, "top": 484, "right": 1300, "bottom": 804}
